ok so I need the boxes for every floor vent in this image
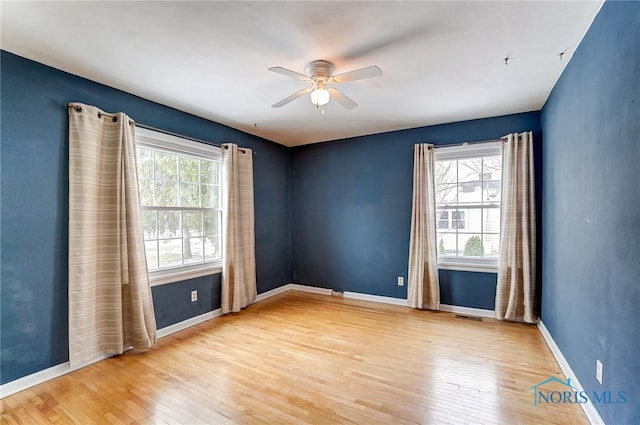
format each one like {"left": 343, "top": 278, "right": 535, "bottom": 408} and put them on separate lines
{"left": 454, "top": 314, "right": 483, "bottom": 322}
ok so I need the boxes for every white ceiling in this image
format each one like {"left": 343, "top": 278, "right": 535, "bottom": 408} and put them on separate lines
{"left": 1, "top": 1, "right": 603, "bottom": 147}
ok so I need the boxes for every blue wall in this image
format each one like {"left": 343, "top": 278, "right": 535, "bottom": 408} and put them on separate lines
{"left": 540, "top": 2, "right": 640, "bottom": 423}
{"left": 290, "top": 111, "right": 542, "bottom": 310}
{"left": 0, "top": 51, "right": 291, "bottom": 384}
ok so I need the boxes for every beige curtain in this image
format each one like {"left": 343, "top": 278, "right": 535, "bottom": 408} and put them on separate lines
{"left": 407, "top": 144, "right": 440, "bottom": 310}
{"left": 495, "top": 132, "right": 536, "bottom": 323}
{"left": 221, "top": 143, "right": 257, "bottom": 314}
{"left": 68, "top": 103, "right": 156, "bottom": 368}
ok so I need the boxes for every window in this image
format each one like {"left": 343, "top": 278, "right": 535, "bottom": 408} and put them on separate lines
{"left": 434, "top": 142, "right": 502, "bottom": 272}
{"left": 135, "top": 127, "right": 222, "bottom": 285}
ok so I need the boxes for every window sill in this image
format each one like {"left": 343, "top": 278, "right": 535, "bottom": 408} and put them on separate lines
{"left": 149, "top": 264, "right": 222, "bottom": 287}
{"left": 437, "top": 263, "right": 498, "bottom": 273}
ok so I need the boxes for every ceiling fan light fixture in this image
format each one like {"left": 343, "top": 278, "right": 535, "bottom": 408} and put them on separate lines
{"left": 310, "top": 87, "right": 330, "bottom": 106}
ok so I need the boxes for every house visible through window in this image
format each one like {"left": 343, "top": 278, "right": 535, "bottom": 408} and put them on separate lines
{"left": 135, "top": 127, "right": 222, "bottom": 285}
{"left": 434, "top": 141, "right": 502, "bottom": 271}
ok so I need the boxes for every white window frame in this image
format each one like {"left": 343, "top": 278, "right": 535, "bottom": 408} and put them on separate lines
{"left": 135, "top": 127, "right": 223, "bottom": 286}
{"left": 434, "top": 141, "right": 502, "bottom": 273}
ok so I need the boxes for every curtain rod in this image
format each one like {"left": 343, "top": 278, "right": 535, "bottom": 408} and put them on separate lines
{"left": 415, "top": 138, "right": 504, "bottom": 149}
{"left": 67, "top": 103, "right": 254, "bottom": 155}
{"left": 135, "top": 122, "right": 253, "bottom": 155}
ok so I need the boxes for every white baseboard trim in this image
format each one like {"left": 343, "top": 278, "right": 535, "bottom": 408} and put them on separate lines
{"left": 439, "top": 304, "right": 495, "bottom": 319}
{"left": 255, "top": 285, "right": 291, "bottom": 302}
{"left": 288, "top": 283, "right": 333, "bottom": 295}
{"left": 0, "top": 362, "right": 71, "bottom": 399}
{"left": 343, "top": 291, "right": 408, "bottom": 306}
{"left": 156, "top": 308, "right": 223, "bottom": 339}
{"left": 538, "top": 320, "right": 605, "bottom": 425}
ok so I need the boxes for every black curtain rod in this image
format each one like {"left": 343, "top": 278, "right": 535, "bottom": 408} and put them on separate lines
{"left": 135, "top": 122, "right": 253, "bottom": 155}
{"left": 67, "top": 103, "right": 253, "bottom": 155}
{"left": 414, "top": 138, "right": 504, "bottom": 149}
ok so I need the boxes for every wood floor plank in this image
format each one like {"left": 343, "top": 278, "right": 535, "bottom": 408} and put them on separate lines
{"left": 2, "top": 290, "right": 589, "bottom": 424}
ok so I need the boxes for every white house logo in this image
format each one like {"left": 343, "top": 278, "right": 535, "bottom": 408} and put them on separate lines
{"left": 528, "top": 376, "right": 627, "bottom": 407}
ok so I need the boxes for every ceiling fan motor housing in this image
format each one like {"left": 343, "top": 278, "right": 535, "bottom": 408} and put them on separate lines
{"left": 305, "top": 60, "right": 335, "bottom": 81}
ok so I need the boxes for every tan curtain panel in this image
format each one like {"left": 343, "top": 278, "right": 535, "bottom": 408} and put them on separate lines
{"left": 407, "top": 144, "right": 440, "bottom": 310}
{"left": 221, "top": 143, "right": 257, "bottom": 314}
{"left": 495, "top": 132, "right": 536, "bottom": 323}
{"left": 68, "top": 103, "right": 156, "bottom": 368}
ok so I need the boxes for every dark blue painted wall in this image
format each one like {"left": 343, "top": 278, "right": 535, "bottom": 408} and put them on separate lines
{"left": 0, "top": 51, "right": 291, "bottom": 384}
{"left": 290, "top": 111, "right": 542, "bottom": 310}
{"left": 152, "top": 274, "right": 222, "bottom": 329}
{"left": 540, "top": 2, "right": 640, "bottom": 423}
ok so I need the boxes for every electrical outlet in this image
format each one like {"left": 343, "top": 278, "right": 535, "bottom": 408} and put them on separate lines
{"left": 397, "top": 276, "right": 404, "bottom": 286}
{"left": 596, "top": 359, "right": 603, "bottom": 384}
{"left": 191, "top": 290, "right": 198, "bottom": 302}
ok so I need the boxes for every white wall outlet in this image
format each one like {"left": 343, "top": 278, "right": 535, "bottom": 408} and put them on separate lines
{"left": 398, "top": 276, "right": 404, "bottom": 286}
{"left": 596, "top": 359, "right": 603, "bottom": 384}
{"left": 191, "top": 290, "right": 198, "bottom": 302}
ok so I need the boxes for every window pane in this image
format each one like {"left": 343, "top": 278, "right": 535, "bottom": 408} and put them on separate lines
{"left": 155, "top": 151, "right": 178, "bottom": 181}
{"left": 155, "top": 181, "right": 178, "bottom": 206}
{"left": 205, "top": 236, "right": 221, "bottom": 260}
{"left": 483, "top": 208, "right": 501, "bottom": 233}
{"left": 483, "top": 180, "right": 501, "bottom": 203}
{"left": 142, "top": 210, "right": 157, "bottom": 240}
{"left": 201, "top": 160, "right": 219, "bottom": 185}
{"left": 139, "top": 176, "right": 154, "bottom": 206}
{"left": 435, "top": 160, "right": 456, "bottom": 184}
{"left": 483, "top": 234, "right": 500, "bottom": 257}
{"left": 183, "top": 211, "right": 203, "bottom": 237}
{"left": 460, "top": 234, "right": 484, "bottom": 257}
{"left": 437, "top": 233, "right": 456, "bottom": 256}
{"left": 436, "top": 183, "right": 457, "bottom": 204}
{"left": 452, "top": 209, "right": 470, "bottom": 231}
{"left": 180, "top": 157, "right": 199, "bottom": 183}
{"left": 158, "top": 239, "right": 182, "bottom": 268}
{"left": 202, "top": 184, "right": 219, "bottom": 208}
{"left": 137, "top": 148, "right": 154, "bottom": 206}
{"left": 459, "top": 158, "right": 482, "bottom": 182}
{"left": 457, "top": 158, "right": 483, "bottom": 204}
{"left": 144, "top": 240, "right": 158, "bottom": 270}
{"left": 204, "top": 211, "right": 220, "bottom": 236}
{"left": 157, "top": 211, "right": 181, "bottom": 238}
{"left": 180, "top": 183, "right": 200, "bottom": 207}
{"left": 155, "top": 152, "right": 178, "bottom": 206}
{"left": 483, "top": 157, "right": 502, "bottom": 182}
{"left": 184, "top": 237, "right": 204, "bottom": 264}
{"left": 457, "top": 183, "right": 482, "bottom": 205}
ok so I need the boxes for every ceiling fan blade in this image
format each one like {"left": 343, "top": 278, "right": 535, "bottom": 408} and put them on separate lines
{"left": 328, "top": 87, "right": 358, "bottom": 110}
{"left": 272, "top": 88, "right": 312, "bottom": 108}
{"left": 268, "top": 66, "right": 311, "bottom": 81}
{"left": 332, "top": 65, "right": 383, "bottom": 84}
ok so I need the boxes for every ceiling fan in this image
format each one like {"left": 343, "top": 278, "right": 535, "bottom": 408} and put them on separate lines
{"left": 269, "top": 60, "right": 383, "bottom": 110}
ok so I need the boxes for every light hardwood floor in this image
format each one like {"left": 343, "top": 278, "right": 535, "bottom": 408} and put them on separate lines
{"left": 1, "top": 290, "right": 588, "bottom": 424}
